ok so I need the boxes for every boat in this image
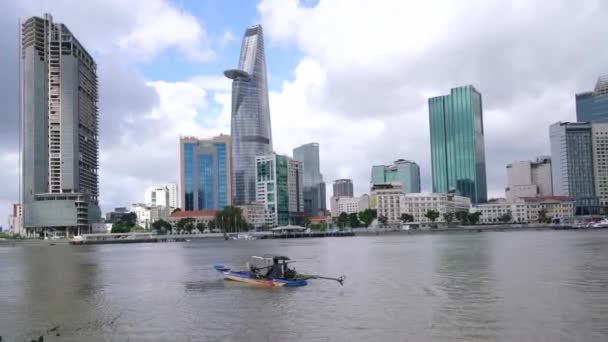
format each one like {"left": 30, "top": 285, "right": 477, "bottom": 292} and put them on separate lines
{"left": 592, "top": 219, "right": 608, "bottom": 228}
{"left": 213, "top": 255, "right": 345, "bottom": 287}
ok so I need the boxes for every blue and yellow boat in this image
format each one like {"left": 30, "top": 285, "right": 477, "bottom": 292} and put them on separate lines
{"left": 214, "top": 255, "right": 344, "bottom": 287}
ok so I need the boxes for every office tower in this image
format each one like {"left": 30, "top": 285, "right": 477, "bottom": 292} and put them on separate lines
{"left": 429, "top": 85, "right": 488, "bottom": 203}
{"left": 505, "top": 157, "right": 553, "bottom": 201}
{"left": 293, "top": 143, "right": 326, "bottom": 216}
{"left": 21, "top": 14, "right": 100, "bottom": 236}
{"left": 255, "top": 153, "right": 303, "bottom": 226}
{"left": 333, "top": 179, "right": 354, "bottom": 197}
{"left": 550, "top": 122, "right": 598, "bottom": 214}
{"left": 166, "top": 182, "right": 178, "bottom": 208}
{"left": 180, "top": 135, "right": 232, "bottom": 211}
{"left": 371, "top": 159, "right": 421, "bottom": 193}
{"left": 576, "top": 75, "right": 608, "bottom": 123}
{"left": 225, "top": 25, "right": 273, "bottom": 205}
{"left": 145, "top": 183, "right": 178, "bottom": 208}
{"left": 592, "top": 124, "right": 608, "bottom": 207}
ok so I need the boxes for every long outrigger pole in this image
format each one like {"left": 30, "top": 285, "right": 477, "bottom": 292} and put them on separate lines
{"left": 299, "top": 274, "right": 346, "bottom": 286}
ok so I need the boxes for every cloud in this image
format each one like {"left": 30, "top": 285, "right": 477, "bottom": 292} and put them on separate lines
{"left": 258, "top": 0, "right": 608, "bottom": 199}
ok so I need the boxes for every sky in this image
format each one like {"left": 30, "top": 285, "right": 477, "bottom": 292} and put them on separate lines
{"left": 0, "top": 0, "right": 607, "bottom": 227}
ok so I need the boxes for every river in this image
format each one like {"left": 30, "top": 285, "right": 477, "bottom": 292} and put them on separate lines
{"left": 1, "top": 230, "right": 608, "bottom": 341}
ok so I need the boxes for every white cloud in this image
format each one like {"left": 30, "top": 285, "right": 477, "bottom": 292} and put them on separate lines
{"left": 258, "top": 0, "right": 608, "bottom": 199}
{"left": 116, "top": 0, "right": 213, "bottom": 62}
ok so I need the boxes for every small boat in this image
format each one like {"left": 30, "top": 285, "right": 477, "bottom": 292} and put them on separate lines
{"left": 214, "top": 255, "right": 344, "bottom": 287}
{"left": 592, "top": 219, "right": 608, "bottom": 228}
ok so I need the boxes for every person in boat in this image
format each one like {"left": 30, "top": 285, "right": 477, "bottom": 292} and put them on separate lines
{"left": 266, "top": 259, "right": 283, "bottom": 279}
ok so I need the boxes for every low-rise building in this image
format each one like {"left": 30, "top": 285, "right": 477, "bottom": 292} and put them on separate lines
{"left": 330, "top": 195, "right": 370, "bottom": 217}
{"left": 105, "top": 207, "right": 129, "bottom": 223}
{"left": 473, "top": 196, "right": 575, "bottom": 224}
{"left": 238, "top": 202, "right": 266, "bottom": 229}
{"left": 372, "top": 184, "right": 403, "bottom": 223}
{"left": 400, "top": 193, "right": 471, "bottom": 224}
{"left": 168, "top": 210, "right": 217, "bottom": 227}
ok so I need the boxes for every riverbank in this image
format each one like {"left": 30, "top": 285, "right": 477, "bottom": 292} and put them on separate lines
{"left": 352, "top": 224, "right": 592, "bottom": 236}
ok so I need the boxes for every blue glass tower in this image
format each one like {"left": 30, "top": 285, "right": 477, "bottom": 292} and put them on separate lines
{"left": 429, "top": 85, "right": 487, "bottom": 203}
{"left": 225, "top": 25, "right": 273, "bottom": 205}
{"left": 576, "top": 75, "right": 608, "bottom": 123}
{"left": 180, "top": 135, "right": 232, "bottom": 211}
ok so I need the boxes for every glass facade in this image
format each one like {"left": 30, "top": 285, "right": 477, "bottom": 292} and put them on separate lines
{"left": 293, "top": 143, "right": 326, "bottom": 216}
{"left": 183, "top": 143, "right": 195, "bottom": 210}
{"left": 180, "top": 136, "right": 231, "bottom": 211}
{"left": 370, "top": 160, "right": 420, "bottom": 193}
{"left": 226, "top": 25, "right": 273, "bottom": 205}
{"left": 549, "top": 122, "right": 599, "bottom": 213}
{"left": 429, "top": 85, "right": 487, "bottom": 203}
{"left": 576, "top": 75, "right": 608, "bottom": 123}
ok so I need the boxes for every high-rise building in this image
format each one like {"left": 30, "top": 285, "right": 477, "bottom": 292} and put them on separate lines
{"left": 592, "top": 124, "right": 608, "bottom": 207}
{"left": 550, "top": 122, "right": 599, "bottom": 214}
{"left": 166, "top": 182, "right": 178, "bottom": 208}
{"left": 255, "top": 153, "right": 303, "bottom": 226}
{"left": 371, "top": 159, "right": 421, "bottom": 193}
{"left": 180, "top": 135, "right": 232, "bottom": 211}
{"left": 145, "top": 183, "right": 178, "bottom": 208}
{"left": 576, "top": 75, "right": 608, "bottom": 123}
{"left": 225, "top": 25, "right": 273, "bottom": 205}
{"left": 333, "top": 179, "right": 354, "bottom": 197}
{"left": 429, "top": 85, "right": 487, "bottom": 203}
{"left": 21, "top": 14, "right": 101, "bottom": 236}
{"left": 505, "top": 157, "right": 553, "bottom": 201}
{"left": 293, "top": 143, "right": 326, "bottom": 217}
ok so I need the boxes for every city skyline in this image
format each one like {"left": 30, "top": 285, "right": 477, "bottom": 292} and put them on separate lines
{"left": 0, "top": 1, "right": 607, "bottom": 225}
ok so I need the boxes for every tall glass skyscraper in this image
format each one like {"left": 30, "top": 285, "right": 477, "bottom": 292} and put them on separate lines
{"left": 225, "top": 25, "right": 273, "bottom": 205}
{"left": 550, "top": 122, "right": 599, "bottom": 214}
{"left": 576, "top": 75, "right": 608, "bottom": 123}
{"left": 371, "top": 159, "right": 420, "bottom": 193}
{"left": 293, "top": 143, "right": 326, "bottom": 216}
{"left": 429, "top": 85, "right": 487, "bottom": 203}
{"left": 21, "top": 14, "right": 101, "bottom": 236}
{"left": 180, "top": 135, "right": 232, "bottom": 211}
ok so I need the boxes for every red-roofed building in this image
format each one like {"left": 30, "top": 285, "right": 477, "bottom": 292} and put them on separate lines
{"left": 309, "top": 215, "right": 331, "bottom": 225}
{"left": 169, "top": 210, "right": 217, "bottom": 226}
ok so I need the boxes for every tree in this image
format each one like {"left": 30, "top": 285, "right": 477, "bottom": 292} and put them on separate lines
{"left": 348, "top": 213, "right": 360, "bottom": 228}
{"left": 208, "top": 219, "right": 217, "bottom": 231}
{"left": 337, "top": 212, "right": 349, "bottom": 228}
{"left": 400, "top": 213, "right": 414, "bottom": 223}
{"left": 151, "top": 219, "right": 172, "bottom": 234}
{"left": 176, "top": 218, "right": 195, "bottom": 233}
{"left": 538, "top": 209, "right": 550, "bottom": 223}
{"left": 196, "top": 222, "right": 206, "bottom": 233}
{"left": 424, "top": 210, "right": 440, "bottom": 223}
{"left": 378, "top": 215, "right": 388, "bottom": 225}
{"left": 499, "top": 210, "right": 512, "bottom": 223}
{"left": 215, "top": 206, "right": 246, "bottom": 233}
{"left": 111, "top": 224, "right": 131, "bottom": 233}
{"left": 359, "top": 209, "right": 377, "bottom": 227}
{"left": 443, "top": 212, "right": 454, "bottom": 224}
{"left": 455, "top": 211, "right": 469, "bottom": 224}
{"left": 468, "top": 212, "right": 482, "bottom": 225}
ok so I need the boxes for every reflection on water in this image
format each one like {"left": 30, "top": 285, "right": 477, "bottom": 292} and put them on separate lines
{"left": 1, "top": 231, "right": 608, "bottom": 341}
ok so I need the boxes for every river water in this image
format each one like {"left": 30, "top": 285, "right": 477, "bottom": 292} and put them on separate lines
{"left": 1, "top": 230, "right": 608, "bottom": 341}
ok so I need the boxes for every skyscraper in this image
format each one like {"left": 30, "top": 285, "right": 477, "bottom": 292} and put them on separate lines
{"left": 21, "top": 14, "right": 100, "bottom": 236}
{"left": 576, "top": 75, "right": 608, "bottom": 123}
{"left": 592, "top": 124, "right": 608, "bottom": 207}
{"left": 371, "top": 159, "right": 421, "bottom": 193}
{"left": 256, "top": 153, "right": 303, "bottom": 226}
{"left": 333, "top": 179, "right": 354, "bottom": 197}
{"left": 505, "top": 157, "right": 553, "bottom": 201}
{"left": 293, "top": 143, "right": 326, "bottom": 216}
{"left": 180, "top": 135, "right": 232, "bottom": 211}
{"left": 225, "top": 25, "right": 273, "bottom": 205}
{"left": 550, "top": 122, "right": 598, "bottom": 214}
{"left": 429, "top": 85, "right": 487, "bottom": 203}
